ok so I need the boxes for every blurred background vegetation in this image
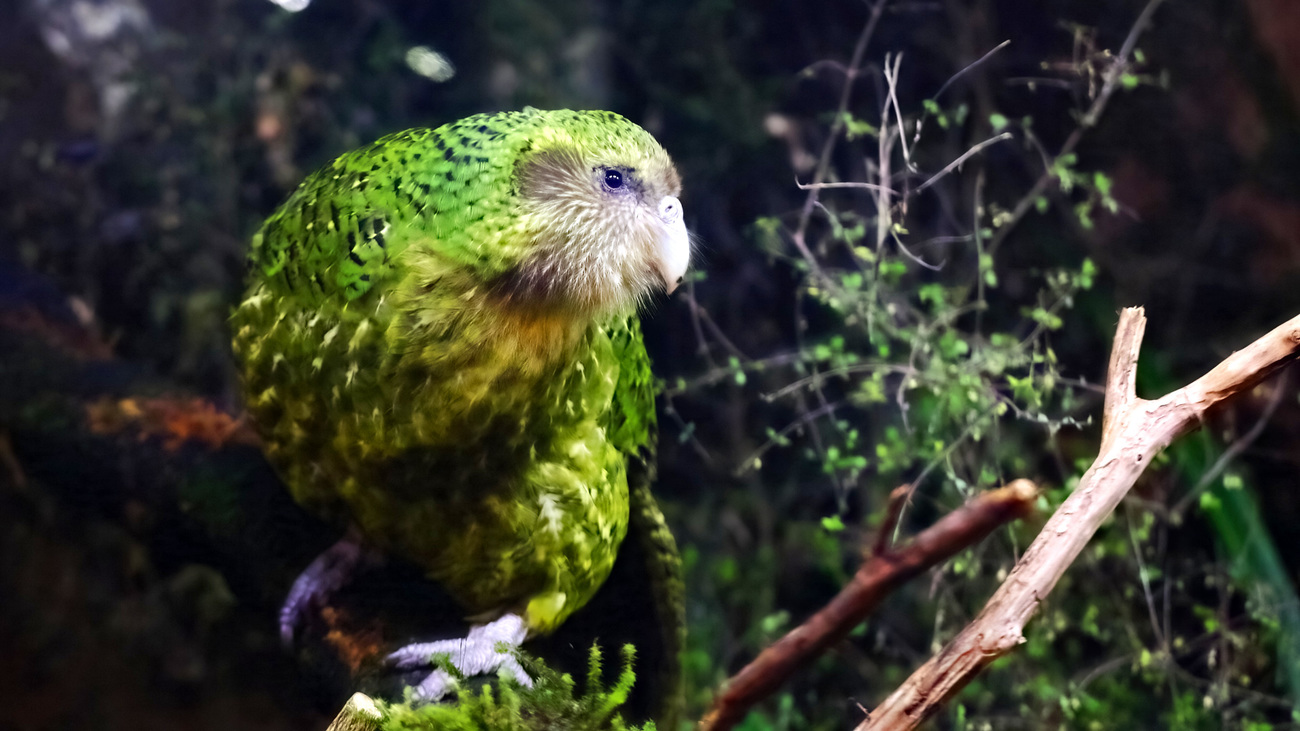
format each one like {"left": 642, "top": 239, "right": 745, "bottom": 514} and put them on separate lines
{"left": 3, "top": 0, "right": 1300, "bottom": 728}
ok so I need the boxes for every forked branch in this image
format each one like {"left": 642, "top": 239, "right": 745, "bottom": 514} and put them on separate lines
{"left": 859, "top": 307, "right": 1300, "bottom": 730}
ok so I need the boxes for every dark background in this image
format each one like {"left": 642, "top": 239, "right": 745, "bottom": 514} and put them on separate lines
{"left": 2, "top": 0, "right": 1299, "bottom": 728}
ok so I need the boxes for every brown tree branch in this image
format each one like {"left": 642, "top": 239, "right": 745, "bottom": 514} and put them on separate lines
{"left": 1100, "top": 307, "right": 1145, "bottom": 442}
{"left": 699, "top": 479, "right": 1039, "bottom": 731}
{"left": 859, "top": 307, "right": 1300, "bottom": 730}
{"left": 326, "top": 693, "right": 382, "bottom": 731}
{"left": 871, "top": 484, "right": 910, "bottom": 557}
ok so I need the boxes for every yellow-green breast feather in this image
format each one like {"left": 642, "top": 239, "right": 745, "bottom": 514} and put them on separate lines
{"left": 231, "top": 109, "right": 682, "bottom": 632}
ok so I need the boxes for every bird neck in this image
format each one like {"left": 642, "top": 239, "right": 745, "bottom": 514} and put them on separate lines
{"left": 392, "top": 254, "right": 623, "bottom": 372}
{"left": 486, "top": 298, "right": 591, "bottom": 366}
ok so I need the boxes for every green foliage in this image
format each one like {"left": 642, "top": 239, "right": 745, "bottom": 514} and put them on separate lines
{"left": 380, "top": 644, "right": 650, "bottom": 731}
{"left": 10, "top": 1, "right": 1298, "bottom": 729}
{"left": 1170, "top": 431, "right": 1300, "bottom": 714}
{"left": 680, "top": 51, "right": 1110, "bottom": 726}
{"left": 744, "top": 122, "right": 1094, "bottom": 508}
{"left": 673, "top": 10, "right": 1297, "bottom": 730}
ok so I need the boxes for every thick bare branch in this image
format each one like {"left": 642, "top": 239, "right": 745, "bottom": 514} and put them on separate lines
{"left": 859, "top": 308, "right": 1300, "bottom": 730}
{"left": 700, "top": 480, "right": 1038, "bottom": 731}
{"left": 326, "top": 693, "right": 382, "bottom": 731}
{"left": 1101, "top": 307, "right": 1145, "bottom": 441}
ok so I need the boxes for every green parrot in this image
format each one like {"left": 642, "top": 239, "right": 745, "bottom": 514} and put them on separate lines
{"left": 230, "top": 108, "right": 688, "bottom": 702}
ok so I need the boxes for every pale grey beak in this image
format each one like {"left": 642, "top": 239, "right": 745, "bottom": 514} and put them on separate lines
{"left": 656, "top": 195, "right": 689, "bottom": 294}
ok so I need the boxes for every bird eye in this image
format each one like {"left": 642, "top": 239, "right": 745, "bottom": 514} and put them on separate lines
{"left": 603, "top": 169, "right": 625, "bottom": 190}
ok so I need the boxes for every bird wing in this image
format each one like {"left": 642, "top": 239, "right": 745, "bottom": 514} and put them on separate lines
{"left": 605, "top": 315, "right": 657, "bottom": 456}
{"left": 247, "top": 137, "right": 425, "bottom": 305}
{"left": 247, "top": 117, "right": 540, "bottom": 307}
{"left": 606, "top": 314, "right": 685, "bottom": 726}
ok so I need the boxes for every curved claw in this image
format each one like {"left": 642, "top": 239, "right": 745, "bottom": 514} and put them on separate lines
{"left": 280, "top": 533, "right": 376, "bottom": 646}
{"left": 386, "top": 613, "right": 532, "bottom": 702}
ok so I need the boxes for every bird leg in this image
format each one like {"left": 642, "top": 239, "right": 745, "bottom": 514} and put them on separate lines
{"left": 386, "top": 612, "right": 532, "bottom": 701}
{"left": 280, "top": 528, "right": 380, "bottom": 645}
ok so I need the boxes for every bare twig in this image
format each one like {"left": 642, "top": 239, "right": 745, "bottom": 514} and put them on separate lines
{"left": 779, "top": 0, "right": 889, "bottom": 494}
{"left": 1169, "top": 369, "right": 1290, "bottom": 518}
{"left": 699, "top": 480, "right": 1038, "bottom": 731}
{"left": 888, "top": 227, "right": 944, "bottom": 270}
{"left": 761, "top": 362, "right": 915, "bottom": 402}
{"left": 882, "top": 54, "right": 915, "bottom": 171}
{"left": 913, "top": 133, "right": 1013, "bottom": 194}
{"left": 685, "top": 277, "right": 717, "bottom": 367}
{"left": 1124, "top": 504, "right": 1166, "bottom": 649}
{"left": 986, "top": 0, "right": 1166, "bottom": 260}
{"left": 972, "top": 169, "right": 987, "bottom": 336}
{"left": 668, "top": 351, "right": 806, "bottom": 398}
{"left": 859, "top": 308, "right": 1300, "bottom": 729}
{"left": 796, "top": 180, "right": 896, "bottom": 193}
{"left": 790, "top": 0, "right": 889, "bottom": 280}
{"left": 893, "top": 405, "right": 1001, "bottom": 547}
{"left": 735, "top": 401, "right": 843, "bottom": 476}
{"left": 683, "top": 278, "right": 750, "bottom": 366}
{"left": 872, "top": 484, "right": 911, "bottom": 557}
{"left": 930, "top": 40, "right": 1012, "bottom": 104}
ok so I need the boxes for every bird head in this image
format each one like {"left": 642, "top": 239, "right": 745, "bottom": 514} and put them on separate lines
{"left": 501, "top": 110, "right": 689, "bottom": 317}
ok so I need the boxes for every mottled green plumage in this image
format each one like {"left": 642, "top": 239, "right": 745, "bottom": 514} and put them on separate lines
{"left": 231, "top": 109, "right": 685, "bottom": 637}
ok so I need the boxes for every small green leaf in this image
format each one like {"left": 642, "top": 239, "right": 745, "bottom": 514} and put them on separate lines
{"left": 821, "top": 515, "right": 846, "bottom": 533}
{"left": 1092, "top": 171, "right": 1112, "bottom": 197}
{"left": 1199, "top": 491, "right": 1222, "bottom": 513}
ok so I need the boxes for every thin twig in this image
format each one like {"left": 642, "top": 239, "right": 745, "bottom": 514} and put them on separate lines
{"left": 684, "top": 278, "right": 716, "bottom": 367}
{"left": 889, "top": 227, "right": 944, "bottom": 270}
{"left": 779, "top": 1, "right": 890, "bottom": 493}
{"left": 913, "top": 133, "right": 1013, "bottom": 194}
{"left": 668, "top": 352, "right": 805, "bottom": 398}
{"left": 795, "top": 180, "right": 896, "bottom": 193}
{"left": 1170, "top": 369, "right": 1290, "bottom": 518}
{"left": 986, "top": 0, "right": 1166, "bottom": 260}
{"left": 700, "top": 481, "right": 1038, "bottom": 731}
{"left": 761, "top": 362, "right": 915, "bottom": 402}
{"left": 872, "top": 484, "right": 911, "bottom": 556}
{"left": 1125, "top": 503, "right": 1166, "bottom": 649}
{"left": 892, "top": 405, "right": 1000, "bottom": 545}
{"left": 973, "top": 169, "right": 987, "bottom": 336}
{"left": 790, "top": 0, "right": 889, "bottom": 279}
{"left": 883, "top": 54, "right": 915, "bottom": 171}
{"left": 684, "top": 282, "right": 751, "bottom": 363}
{"left": 931, "top": 40, "right": 1012, "bottom": 103}
{"left": 660, "top": 397, "right": 717, "bottom": 466}
{"left": 735, "top": 401, "right": 843, "bottom": 476}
